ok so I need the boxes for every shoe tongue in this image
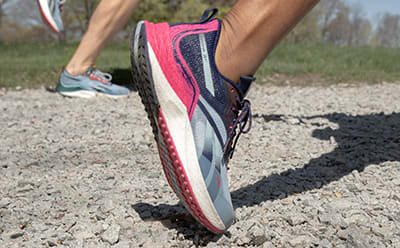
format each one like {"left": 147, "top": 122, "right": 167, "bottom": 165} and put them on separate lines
{"left": 227, "top": 76, "right": 255, "bottom": 99}
{"left": 85, "top": 66, "right": 95, "bottom": 75}
{"left": 237, "top": 76, "right": 255, "bottom": 98}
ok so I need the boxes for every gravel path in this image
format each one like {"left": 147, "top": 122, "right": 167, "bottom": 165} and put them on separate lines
{"left": 1, "top": 83, "right": 400, "bottom": 248}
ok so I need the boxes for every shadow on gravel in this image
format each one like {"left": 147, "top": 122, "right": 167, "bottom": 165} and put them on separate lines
{"left": 109, "top": 68, "right": 137, "bottom": 91}
{"left": 132, "top": 112, "right": 400, "bottom": 242}
{"left": 131, "top": 202, "right": 228, "bottom": 245}
{"left": 232, "top": 112, "right": 400, "bottom": 208}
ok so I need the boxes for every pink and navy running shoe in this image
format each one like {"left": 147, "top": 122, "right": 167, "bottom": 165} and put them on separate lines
{"left": 130, "top": 9, "right": 254, "bottom": 233}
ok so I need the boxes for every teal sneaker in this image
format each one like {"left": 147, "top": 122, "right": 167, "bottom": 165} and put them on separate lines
{"left": 56, "top": 67, "right": 130, "bottom": 98}
{"left": 37, "top": 0, "right": 65, "bottom": 34}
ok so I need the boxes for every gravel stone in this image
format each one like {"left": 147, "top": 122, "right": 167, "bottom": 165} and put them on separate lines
{"left": 113, "top": 241, "right": 132, "bottom": 248}
{"left": 102, "top": 199, "right": 116, "bottom": 213}
{"left": 346, "top": 224, "right": 370, "bottom": 247}
{"left": 319, "top": 239, "right": 332, "bottom": 248}
{"left": 47, "top": 240, "right": 58, "bottom": 247}
{"left": 286, "top": 235, "right": 311, "bottom": 247}
{"left": 285, "top": 213, "right": 307, "bottom": 226}
{"left": 9, "top": 231, "right": 24, "bottom": 239}
{"left": 262, "top": 241, "right": 274, "bottom": 248}
{"left": 337, "top": 228, "right": 350, "bottom": 240}
{"left": 74, "top": 231, "right": 95, "bottom": 240}
{"left": 101, "top": 223, "right": 120, "bottom": 245}
{"left": 1, "top": 84, "right": 400, "bottom": 247}
{"left": 0, "top": 198, "right": 11, "bottom": 208}
{"left": 236, "top": 236, "right": 251, "bottom": 246}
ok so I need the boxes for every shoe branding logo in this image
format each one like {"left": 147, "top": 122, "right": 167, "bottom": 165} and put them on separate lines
{"left": 92, "top": 86, "right": 107, "bottom": 92}
{"left": 198, "top": 33, "right": 228, "bottom": 147}
{"left": 199, "top": 33, "right": 215, "bottom": 96}
{"left": 87, "top": 81, "right": 107, "bottom": 92}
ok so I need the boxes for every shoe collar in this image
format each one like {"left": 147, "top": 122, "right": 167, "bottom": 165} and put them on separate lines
{"left": 195, "top": 9, "right": 256, "bottom": 99}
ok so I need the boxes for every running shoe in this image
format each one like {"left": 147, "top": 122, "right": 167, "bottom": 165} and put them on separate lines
{"left": 37, "top": 0, "right": 65, "bottom": 34}
{"left": 56, "top": 67, "right": 130, "bottom": 98}
{"left": 130, "top": 8, "right": 254, "bottom": 233}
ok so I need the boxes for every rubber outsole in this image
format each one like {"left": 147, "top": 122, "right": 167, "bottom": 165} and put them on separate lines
{"left": 129, "top": 22, "right": 225, "bottom": 233}
{"left": 130, "top": 21, "right": 160, "bottom": 142}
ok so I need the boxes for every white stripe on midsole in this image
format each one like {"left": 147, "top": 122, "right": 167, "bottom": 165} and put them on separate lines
{"left": 59, "top": 90, "right": 96, "bottom": 98}
{"left": 147, "top": 43, "right": 225, "bottom": 231}
{"left": 59, "top": 90, "right": 127, "bottom": 99}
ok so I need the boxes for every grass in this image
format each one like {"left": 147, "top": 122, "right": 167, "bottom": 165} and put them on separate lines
{"left": 0, "top": 41, "right": 131, "bottom": 89}
{"left": 258, "top": 43, "right": 400, "bottom": 85}
{"left": 0, "top": 41, "right": 399, "bottom": 89}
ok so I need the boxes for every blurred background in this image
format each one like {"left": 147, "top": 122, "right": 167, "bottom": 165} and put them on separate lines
{"left": 0, "top": 0, "right": 399, "bottom": 88}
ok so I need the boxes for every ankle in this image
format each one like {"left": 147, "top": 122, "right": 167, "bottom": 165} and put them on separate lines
{"left": 215, "top": 15, "right": 242, "bottom": 83}
{"left": 65, "top": 64, "right": 91, "bottom": 76}
{"left": 215, "top": 45, "right": 240, "bottom": 83}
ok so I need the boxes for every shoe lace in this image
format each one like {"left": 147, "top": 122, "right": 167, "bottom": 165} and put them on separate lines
{"left": 88, "top": 67, "right": 113, "bottom": 85}
{"left": 224, "top": 97, "right": 252, "bottom": 159}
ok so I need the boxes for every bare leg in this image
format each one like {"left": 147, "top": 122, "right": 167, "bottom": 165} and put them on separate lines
{"left": 216, "top": 0, "right": 319, "bottom": 82}
{"left": 66, "top": 0, "right": 140, "bottom": 76}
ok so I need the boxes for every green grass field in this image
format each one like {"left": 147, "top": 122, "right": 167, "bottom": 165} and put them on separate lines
{"left": 258, "top": 43, "right": 400, "bottom": 85}
{"left": 0, "top": 41, "right": 399, "bottom": 89}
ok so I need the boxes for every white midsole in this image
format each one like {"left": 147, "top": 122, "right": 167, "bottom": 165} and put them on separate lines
{"left": 59, "top": 90, "right": 128, "bottom": 99}
{"left": 146, "top": 44, "right": 225, "bottom": 231}
{"left": 38, "top": 0, "right": 60, "bottom": 32}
